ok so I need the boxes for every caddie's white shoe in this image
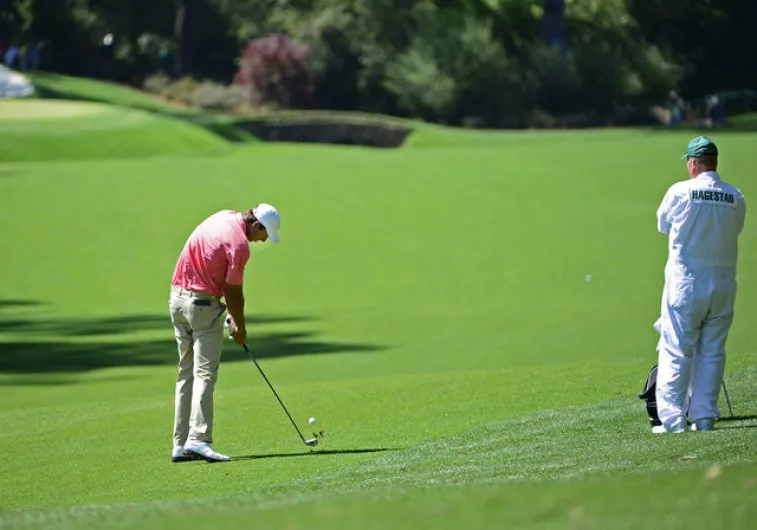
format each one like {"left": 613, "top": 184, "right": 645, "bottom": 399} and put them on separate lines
{"left": 184, "top": 441, "right": 231, "bottom": 462}
{"left": 171, "top": 445, "right": 197, "bottom": 463}
{"left": 651, "top": 424, "right": 685, "bottom": 434}
{"left": 691, "top": 418, "right": 715, "bottom": 432}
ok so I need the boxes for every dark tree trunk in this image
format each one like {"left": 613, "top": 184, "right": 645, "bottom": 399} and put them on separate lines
{"left": 174, "top": 0, "right": 186, "bottom": 75}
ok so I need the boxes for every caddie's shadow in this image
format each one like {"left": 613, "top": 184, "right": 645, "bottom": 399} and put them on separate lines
{"left": 0, "top": 299, "right": 387, "bottom": 383}
{"left": 718, "top": 414, "right": 757, "bottom": 423}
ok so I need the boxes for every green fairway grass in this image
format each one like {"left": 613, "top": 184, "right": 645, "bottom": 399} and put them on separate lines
{"left": 728, "top": 112, "right": 757, "bottom": 130}
{"left": 0, "top": 94, "right": 755, "bottom": 529}
{"left": 27, "top": 72, "right": 190, "bottom": 115}
{"left": 19, "top": 72, "right": 257, "bottom": 146}
{"left": 0, "top": 100, "right": 228, "bottom": 162}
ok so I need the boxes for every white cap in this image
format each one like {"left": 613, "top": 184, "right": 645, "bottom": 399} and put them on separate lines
{"left": 253, "top": 203, "right": 281, "bottom": 243}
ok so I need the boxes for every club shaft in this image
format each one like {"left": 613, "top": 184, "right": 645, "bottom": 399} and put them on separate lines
{"left": 722, "top": 380, "right": 734, "bottom": 417}
{"left": 244, "top": 345, "right": 307, "bottom": 442}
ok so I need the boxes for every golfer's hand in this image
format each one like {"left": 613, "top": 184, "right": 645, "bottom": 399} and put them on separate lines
{"left": 233, "top": 326, "right": 247, "bottom": 346}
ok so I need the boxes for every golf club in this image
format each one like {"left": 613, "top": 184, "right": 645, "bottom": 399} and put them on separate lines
{"left": 722, "top": 380, "right": 734, "bottom": 417}
{"left": 242, "top": 344, "right": 318, "bottom": 447}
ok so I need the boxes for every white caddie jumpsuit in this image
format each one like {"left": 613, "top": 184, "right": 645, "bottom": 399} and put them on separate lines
{"left": 655, "top": 170, "right": 746, "bottom": 432}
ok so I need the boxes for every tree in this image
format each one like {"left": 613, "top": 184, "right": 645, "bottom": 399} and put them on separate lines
{"left": 627, "top": 0, "right": 757, "bottom": 98}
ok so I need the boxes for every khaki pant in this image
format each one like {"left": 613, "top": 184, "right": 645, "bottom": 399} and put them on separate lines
{"left": 169, "top": 286, "right": 227, "bottom": 446}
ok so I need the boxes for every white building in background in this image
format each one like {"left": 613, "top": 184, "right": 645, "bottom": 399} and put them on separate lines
{"left": 0, "top": 65, "right": 34, "bottom": 98}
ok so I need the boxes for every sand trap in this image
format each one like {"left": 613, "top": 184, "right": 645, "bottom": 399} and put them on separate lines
{"left": 0, "top": 99, "right": 111, "bottom": 120}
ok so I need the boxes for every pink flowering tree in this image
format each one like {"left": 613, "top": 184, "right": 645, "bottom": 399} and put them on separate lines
{"left": 234, "top": 33, "right": 314, "bottom": 109}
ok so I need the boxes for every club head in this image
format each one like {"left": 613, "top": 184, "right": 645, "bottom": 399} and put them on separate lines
{"left": 304, "top": 438, "right": 319, "bottom": 447}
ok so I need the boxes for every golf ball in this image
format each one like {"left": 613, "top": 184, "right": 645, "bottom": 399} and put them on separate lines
{"left": 309, "top": 417, "right": 316, "bottom": 425}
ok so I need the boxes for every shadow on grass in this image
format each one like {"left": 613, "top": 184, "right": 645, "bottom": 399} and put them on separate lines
{"left": 0, "top": 300, "right": 385, "bottom": 379}
{"left": 231, "top": 447, "right": 393, "bottom": 461}
{"left": 715, "top": 412, "right": 757, "bottom": 430}
{"left": 718, "top": 414, "right": 757, "bottom": 423}
{"left": 0, "top": 299, "right": 40, "bottom": 308}
{"left": 0, "top": 375, "right": 137, "bottom": 387}
{"left": 0, "top": 312, "right": 310, "bottom": 337}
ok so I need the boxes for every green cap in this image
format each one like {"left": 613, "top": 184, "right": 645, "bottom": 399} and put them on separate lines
{"left": 681, "top": 136, "right": 718, "bottom": 159}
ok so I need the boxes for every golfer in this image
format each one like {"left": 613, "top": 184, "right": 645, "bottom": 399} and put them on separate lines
{"left": 169, "top": 204, "right": 281, "bottom": 461}
{"left": 653, "top": 136, "right": 746, "bottom": 433}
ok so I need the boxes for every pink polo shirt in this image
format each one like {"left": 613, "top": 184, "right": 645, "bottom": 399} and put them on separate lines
{"left": 171, "top": 210, "right": 250, "bottom": 298}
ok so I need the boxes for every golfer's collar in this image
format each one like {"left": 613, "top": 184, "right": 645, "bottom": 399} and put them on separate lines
{"left": 237, "top": 212, "right": 249, "bottom": 236}
{"left": 695, "top": 170, "right": 720, "bottom": 181}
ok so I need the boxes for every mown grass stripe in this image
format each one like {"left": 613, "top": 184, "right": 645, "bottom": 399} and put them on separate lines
{"left": 3, "top": 365, "right": 754, "bottom": 530}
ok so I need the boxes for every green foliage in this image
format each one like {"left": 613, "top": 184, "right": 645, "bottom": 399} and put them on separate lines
{"left": 527, "top": 44, "right": 582, "bottom": 117}
{"left": 162, "top": 76, "right": 199, "bottom": 106}
{"left": 383, "top": 33, "right": 457, "bottom": 121}
{"left": 631, "top": 45, "right": 684, "bottom": 104}
{"left": 1, "top": 0, "right": 751, "bottom": 128}
{"left": 573, "top": 40, "right": 631, "bottom": 116}
{"left": 140, "top": 74, "right": 244, "bottom": 111}
{"left": 142, "top": 72, "right": 172, "bottom": 95}
{"left": 192, "top": 79, "right": 245, "bottom": 111}
{"left": 626, "top": 0, "right": 757, "bottom": 97}
{"left": 384, "top": 11, "right": 530, "bottom": 127}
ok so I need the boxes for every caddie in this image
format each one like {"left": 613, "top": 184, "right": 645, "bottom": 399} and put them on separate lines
{"left": 653, "top": 136, "right": 746, "bottom": 433}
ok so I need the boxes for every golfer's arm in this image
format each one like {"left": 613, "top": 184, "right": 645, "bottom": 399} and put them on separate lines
{"left": 223, "top": 283, "right": 246, "bottom": 332}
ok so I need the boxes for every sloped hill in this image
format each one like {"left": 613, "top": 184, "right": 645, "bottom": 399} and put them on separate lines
{"left": 0, "top": 99, "right": 228, "bottom": 162}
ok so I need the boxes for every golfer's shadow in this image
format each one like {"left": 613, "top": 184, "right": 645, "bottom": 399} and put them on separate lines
{"left": 233, "top": 447, "right": 393, "bottom": 461}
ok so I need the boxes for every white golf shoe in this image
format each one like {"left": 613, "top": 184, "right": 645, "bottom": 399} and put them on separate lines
{"left": 171, "top": 445, "right": 198, "bottom": 463}
{"left": 183, "top": 441, "right": 231, "bottom": 462}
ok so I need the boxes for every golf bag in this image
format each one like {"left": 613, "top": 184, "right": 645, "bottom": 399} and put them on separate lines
{"left": 638, "top": 364, "right": 662, "bottom": 427}
{"left": 639, "top": 363, "right": 733, "bottom": 427}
